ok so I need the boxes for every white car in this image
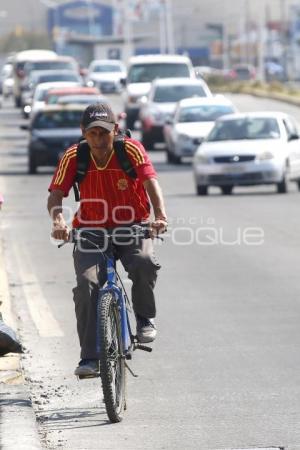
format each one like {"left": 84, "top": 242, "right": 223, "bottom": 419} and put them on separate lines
{"left": 193, "top": 112, "right": 300, "bottom": 195}
{"left": 122, "top": 54, "right": 195, "bottom": 129}
{"left": 139, "top": 77, "right": 212, "bottom": 149}
{"left": 86, "top": 59, "right": 126, "bottom": 93}
{"left": 164, "top": 96, "right": 236, "bottom": 164}
{"left": 27, "top": 81, "right": 82, "bottom": 118}
{"left": 1, "top": 63, "right": 14, "bottom": 98}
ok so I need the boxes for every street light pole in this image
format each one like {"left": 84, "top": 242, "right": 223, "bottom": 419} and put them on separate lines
{"left": 244, "top": 0, "right": 250, "bottom": 64}
{"left": 280, "top": 0, "right": 288, "bottom": 78}
{"left": 38, "top": 0, "right": 59, "bottom": 52}
{"left": 257, "top": 0, "right": 266, "bottom": 82}
{"left": 165, "top": 0, "right": 175, "bottom": 54}
{"left": 123, "top": 0, "right": 133, "bottom": 64}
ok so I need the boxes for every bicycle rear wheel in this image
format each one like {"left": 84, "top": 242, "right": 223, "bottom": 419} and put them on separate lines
{"left": 98, "top": 291, "right": 126, "bottom": 423}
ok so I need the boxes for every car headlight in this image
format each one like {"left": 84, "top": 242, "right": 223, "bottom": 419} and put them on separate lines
{"left": 177, "top": 133, "right": 192, "bottom": 144}
{"left": 257, "top": 151, "right": 274, "bottom": 161}
{"left": 194, "top": 152, "right": 209, "bottom": 164}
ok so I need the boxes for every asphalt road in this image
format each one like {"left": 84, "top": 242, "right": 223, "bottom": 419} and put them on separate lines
{"left": 1, "top": 93, "right": 300, "bottom": 450}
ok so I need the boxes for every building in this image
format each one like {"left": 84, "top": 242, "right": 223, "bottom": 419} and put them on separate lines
{"left": 0, "top": 0, "right": 299, "bottom": 72}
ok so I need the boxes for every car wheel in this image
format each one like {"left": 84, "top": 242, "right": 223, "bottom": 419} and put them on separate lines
{"left": 172, "top": 154, "right": 181, "bottom": 164}
{"left": 276, "top": 174, "right": 288, "bottom": 194}
{"left": 220, "top": 185, "right": 233, "bottom": 195}
{"left": 29, "top": 155, "right": 37, "bottom": 174}
{"left": 15, "top": 97, "right": 21, "bottom": 108}
{"left": 196, "top": 185, "right": 208, "bottom": 196}
{"left": 166, "top": 149, "right": 174, "bottom": 163}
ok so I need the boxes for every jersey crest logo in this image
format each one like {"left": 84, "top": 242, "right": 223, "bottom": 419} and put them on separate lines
{"left": 117, "top": 178, "right": 129, "bottom": 191}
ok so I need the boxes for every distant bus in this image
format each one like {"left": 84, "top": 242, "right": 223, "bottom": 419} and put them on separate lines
{"left": 12, "top": 49, "right": 57, "bottom": 107}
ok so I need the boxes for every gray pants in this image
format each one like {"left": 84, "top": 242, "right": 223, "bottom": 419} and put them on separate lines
{"left": 72, "top": 231, "right": 161, "bottom": 359}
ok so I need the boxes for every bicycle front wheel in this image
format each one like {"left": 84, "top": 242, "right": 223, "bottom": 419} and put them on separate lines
{"left": 98, "top": 291, "right": 126, "bottom": 423}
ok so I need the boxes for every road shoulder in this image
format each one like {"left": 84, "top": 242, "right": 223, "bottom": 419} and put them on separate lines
{"left": 0, "top": 238, "right": 42, "bottom": 449}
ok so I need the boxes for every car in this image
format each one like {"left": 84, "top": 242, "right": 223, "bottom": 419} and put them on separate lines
{"left": 0, "top": 63, "right": 14, "bottom": 98}
{"left": 164, "top": 96, "right": 237, "bottom": 164}
{"left": 229, "top": 64, "right": 256, "bottom": 81}
{"left": 21, "top": 69, "right": 83, "bottom": 106}
{"left": 46, "top": 86, "right": 101, "bottom": 104}
{"left": 86, "top": 59, "right": 126, "bottom": 93}
{"left": 193, "top": 112, "right": 300, "bottom": 195}
{"left": 23, "top": 55, "right": 79, "bottom": 78}
{"left": 21, "top": 104, "right": 86, "bottom": 174}
{"left": 56, "top": 94, "right": 109, "bottom": 106}
{"left": 139, "top": 77, "right": 212, "bottom": 149}
{"left": 23, "top": 81, "right": 82, "bottom": 118}
{"left": 122, "top": 54, "right": 195, "bottom": 129}
{"left": 11, "top": 49, "right": 57, "bottom": 107}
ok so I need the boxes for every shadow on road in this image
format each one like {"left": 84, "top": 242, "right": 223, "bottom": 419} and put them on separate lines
{"left": 36, "top": 407, "right": 110, "bottom": 430}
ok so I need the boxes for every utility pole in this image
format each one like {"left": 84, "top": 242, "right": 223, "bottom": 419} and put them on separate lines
{"left": 165, "top": 0, "right": 175, "bottom": 54}
{"left": 222, "top": 22, "right": 229, "bottom": 70}
{"left": 280, "top": 0, "right": 288, "bottom": 79}
{"left": 244, "top": 0, "right": 250, "bottom": 64}
{"left": 123, "top": 0, "right": 133, "bottom": 64}
{"left": 159, "top": 3, "right": 167, "bottom": 54}
{"left": 257, "top": 0, "right": 266, "bottom": 82}
{"left": 85, "top": 0, "right": 95, "bottom": 37}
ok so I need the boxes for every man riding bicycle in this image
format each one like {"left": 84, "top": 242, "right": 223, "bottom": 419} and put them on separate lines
{"left": 47, "top": 103, "right": 167, "bottom": 377}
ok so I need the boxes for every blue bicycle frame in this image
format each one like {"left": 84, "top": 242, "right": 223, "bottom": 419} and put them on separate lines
{"left": 96, "top": 251, "right": 132, "bottom": 355}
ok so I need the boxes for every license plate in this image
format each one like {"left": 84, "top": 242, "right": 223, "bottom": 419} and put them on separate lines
{"left": 223, "top": 164, "right": 245, "bottom": 174}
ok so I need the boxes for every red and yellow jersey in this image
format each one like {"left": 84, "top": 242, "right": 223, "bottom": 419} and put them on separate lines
{"left": 49, "top": 138, "right": 157, "bottom": 228}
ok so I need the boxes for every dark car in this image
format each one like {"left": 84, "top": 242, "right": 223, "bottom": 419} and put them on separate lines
{"left": 22, "top": 104, "right": 86, "bottom": 173}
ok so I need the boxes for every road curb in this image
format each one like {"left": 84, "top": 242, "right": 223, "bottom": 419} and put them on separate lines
{"left": 0, "top": 238, "right": 42, "bottom": 449}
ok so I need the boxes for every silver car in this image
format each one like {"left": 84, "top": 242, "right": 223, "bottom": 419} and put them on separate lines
{"left": 139, "top": 77, "right": 212, "bottom": 149}
{"left": 193, "top": 112, "right": 300, "bottom": 195}
{"left": 164, "top": 96, "right": 236, "bottom": 164}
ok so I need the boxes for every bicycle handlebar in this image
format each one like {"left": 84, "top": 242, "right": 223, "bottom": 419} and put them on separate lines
{"left": 58, "top": 224, "right": 163, "bottom": 249}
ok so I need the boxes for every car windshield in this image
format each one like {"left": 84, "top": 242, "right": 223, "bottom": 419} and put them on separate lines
{"left": 128, "top": 63, "right": 190, "bottom": 83}
{"left": 92, "top": 64, "right": 122, "bottom": 73}
{"left": 35, "top": 89, "right": 51, "bottom": 101}
{"left": 153, "top": 85, "right": 206, "bottom": 103}
{"left": 32, "top": 110, "right": 83, "bottom": 129}
{"left": 37, "top": 72, "right": 79, "bottom": 83}
{"left": 57, "top": 95, "right": 105, "bottom": 104}
{"left": 207, "top": 117, "right": 281, "bottom": 141}
{"left": 37, "top": 73, "right": 80, "bottom": 83}
{"left": 178, "top": 105, "right": 235, "bottom": 122}
{"left": 25, "top": 61, "right": 75, "bottom": 73}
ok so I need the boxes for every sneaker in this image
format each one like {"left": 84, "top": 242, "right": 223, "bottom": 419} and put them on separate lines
{"left": 74, "top": 359, "right": 99, "bottom": 377}
{"left": 136, "top": 315, "right": 157, "bottom": 343}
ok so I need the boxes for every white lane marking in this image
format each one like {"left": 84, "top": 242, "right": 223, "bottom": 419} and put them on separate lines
{"left": 215, "top": 448, "right": 284, "bottom": 450}
{"left": 13, "top": 242, "right": 64, "bottom": 338}
{"left": 0, "top": 240, "right": 16, "bottom": 329}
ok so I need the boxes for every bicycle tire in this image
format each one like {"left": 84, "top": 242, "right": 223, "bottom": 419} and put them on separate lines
{"left": 98, "top": 291, "right": 126, "bottom": 423}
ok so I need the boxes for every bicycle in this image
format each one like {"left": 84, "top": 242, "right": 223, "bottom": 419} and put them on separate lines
{"left": 59, "top": 224, "right": 161, "bottom": 423}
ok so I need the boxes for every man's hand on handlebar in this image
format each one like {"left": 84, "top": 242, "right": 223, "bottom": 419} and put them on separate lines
{"left": 51, "top": 215, "right": 70, "bottom": 241}
{"left": 150, "top": 218, "right": 168, "bottom": 238}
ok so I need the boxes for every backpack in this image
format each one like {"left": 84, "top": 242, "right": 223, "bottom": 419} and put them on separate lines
{"left": 72, "top": 130, "right": 137, "bottom": 201}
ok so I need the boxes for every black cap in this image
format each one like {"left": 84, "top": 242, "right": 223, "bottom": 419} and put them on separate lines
{"left": 81, "top": 103, "right": 116, "bottom": 132}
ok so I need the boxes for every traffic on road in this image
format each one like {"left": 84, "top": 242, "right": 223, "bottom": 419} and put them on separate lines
{"left": 1, "top": 48, "right": 300, "bottom": 450}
